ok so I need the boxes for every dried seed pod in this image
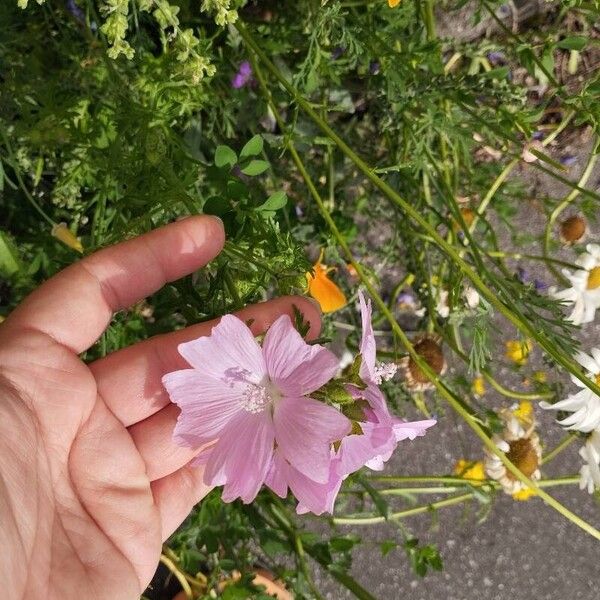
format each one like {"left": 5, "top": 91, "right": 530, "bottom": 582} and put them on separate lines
{"left": 559, "top": 215, "right": 587, "bottom": 245}
{"left": 400, "top": 334, "right": 446, "bottom": 391}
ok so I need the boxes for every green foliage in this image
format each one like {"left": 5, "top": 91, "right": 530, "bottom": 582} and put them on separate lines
{"left": 403, "top": 538, "right": 444, "bottom": 577}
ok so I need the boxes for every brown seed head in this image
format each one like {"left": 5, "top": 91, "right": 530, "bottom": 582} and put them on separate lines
{"left": 560, "top": 215, "right": 586, "bottom": 244}
{"left": 505, "top": 438, "right": 538, "bottom": 480}
{"left": 408, "top": 337, "right": 445, "bottom": 384}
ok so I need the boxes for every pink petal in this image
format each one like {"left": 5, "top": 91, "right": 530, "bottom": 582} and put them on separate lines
{"left": 273, "top": 395, "right": 351, "bottom": 484}
{"left": 262, "top": 314, "right": 340, "bottom": 396}
{"left": 336, "top": 420, "right": 396, "bottom": 477}
{"left": 164, "top": 370, "right": 244, "bottom": 447}
{"left": 203, "top": 410, "right": 274, "bottom": 503}
{"left": 358, "top": 291, "right": 377, "bottom": 382}
{"left": 359, "top": 384, "right": 391, "bottom": 417}
{"left": 266, "top": 450, "right": 343, "bottom": 515}
{"left": 178, "top": 315, "right": 266, "bottom": 384}
{"left": 364, "top": 455, "right": 385, "bottom": 470}
{"left": 293, "top": 467, "right": 343, "bottom": 516}
{"left": 265, "top": 451, "right": 289, "bottom": 498}
{"left": 392, "top": 418, "right": 436, "bottom": 441}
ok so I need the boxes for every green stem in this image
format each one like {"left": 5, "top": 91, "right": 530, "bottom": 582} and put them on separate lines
{"left": 542, "top": 433, "right": 578, "bottom": 465}
{"left": 422, "top": 0, "right": 436, "bottom": 41}
{"left": 367, "top": 475, "right": 579, "bottom": 486}
{"left": 369, "top": 475, "right": 487, "bottom": 485}
{"left": 483, "top": 371, "right": 553, "bottom": 401}
{"left": 223, "top": 269, "right": 243, "bottom": 309}
{"left": 335, "top": 477, "right": 581, "bottom": 525}
{"left": 334, "top": 492, "right": 475, "bottom": 525}
{"left": 269, "top": 502, "right": 377, "bottom": 600}
{"left": 0, "top": 129, "right": 55, "bottom": 227}
{"left": 471, "top": 159, "right": 517, "bottom": 232}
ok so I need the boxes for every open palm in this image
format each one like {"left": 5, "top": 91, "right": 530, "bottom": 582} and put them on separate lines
{"left": 0, "top": 216, "right": 321, "bottom": 600}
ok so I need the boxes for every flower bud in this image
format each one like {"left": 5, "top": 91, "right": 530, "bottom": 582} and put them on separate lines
{"left": 51, "top": 223, "right": 83, "bottom": 253}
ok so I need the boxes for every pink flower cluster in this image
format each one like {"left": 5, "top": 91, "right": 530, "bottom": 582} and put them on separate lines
{"left": 163, "top": 292, "right": 435, "bottom": 514}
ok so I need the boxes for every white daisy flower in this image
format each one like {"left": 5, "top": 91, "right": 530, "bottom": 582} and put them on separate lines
{"left": 579, "top": 430, "right": 600, "bottom": 494}
{"left": 553, "top": 243, "right": 600, "bottom": 325}
{"left": 484, "top": 402, "right": 542, "bottom": 496}
{"left": 540, "top": 349, "right": 600, "bottom": 433}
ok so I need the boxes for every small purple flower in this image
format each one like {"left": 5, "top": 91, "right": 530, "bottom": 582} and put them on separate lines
{"left": 66, "top": 0, "right": 85, "bottom": 23}
{"left": 369, "top": 60, "right": 380, "bottom": 75}
{"left": 331, "top": 46, "right": 345, "bottom": 60}
{"left": 532, "top": 130, "right": 544, "bottom": 141}
{"left": 560, "top": 155, "right": 577, "bottom": 167}
{"left": 295, "top": 204, "right": 304, "bottom": 219}
{"left": 232, "top": 61, "right": 253, "bottom": 89}
{"left": 487, "top": 51, "right": 506, "bottom": 65}
{"left": 534, "top": 279, "right": 548, "bottom": 292}
{"left": 397, "top": 291, "right": 417, "bottom": 309}
{"left": 517, "top": 266, "right": 529, "bottom": 283}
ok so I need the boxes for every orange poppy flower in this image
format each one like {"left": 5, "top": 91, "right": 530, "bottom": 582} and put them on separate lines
{"left": 306, "top": 250, "right": 347, "bottom": 313}
{"left": 388, "top": 0, "right": 401, "bottom": 7}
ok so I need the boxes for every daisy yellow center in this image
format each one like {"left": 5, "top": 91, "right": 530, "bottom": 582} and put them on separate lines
{"left": 596, "top": 373, "right": 600, "bottom": 386}
{"left": 586, "top": 266, "right": 600, "bottom": 290}
{"left": 241, "top": 382, "right": 281, "bottom": 414}
{"left": 505, "top": 438, "right": 538, "bottom": 480}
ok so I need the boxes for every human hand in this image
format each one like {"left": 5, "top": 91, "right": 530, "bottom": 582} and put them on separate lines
{"left": 0, "top": 216, "right": 321, "bottom": 600}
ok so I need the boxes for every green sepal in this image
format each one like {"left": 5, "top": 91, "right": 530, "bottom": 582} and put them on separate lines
{"left": 341, "top": 354, "right": 368, "bottom": 390}
{"left": 312, "top": 379, "right": 355, "bottom": 405}
{"left": 342, "top": 399, "right": 370, "bottom": 422}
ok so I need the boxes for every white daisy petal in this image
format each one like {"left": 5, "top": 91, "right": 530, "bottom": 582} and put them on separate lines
{"left": 575, "top": 351, "right": 600, "bottom": 374}
{"left": 579, "top": 431, "right": 600, "bottom": 494}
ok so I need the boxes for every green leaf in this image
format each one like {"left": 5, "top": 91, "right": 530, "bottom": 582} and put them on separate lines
{"left": 255, "top": 191, "right": 287, "bottom": 212}
{"left": 556, "top": 36, "right": 588, "bottom": 51}
{"left": 330, "top": 534, "right": 361, "bottom": 552}
{"left": 203, "top": 196, "right": 231, "bottom": 217}
{"left": 240, "top": 134, "right": 264, "bottom": 159}
{"left": 341, "top": 354, "right": 367, "bottom": 389}
{"left": 380, "top": 540, "right": 397, "bottom": 557}
{"left": 0, "top": 231, "right": 22, "bottom": 276}
{"left": 241, "top": 159, "right": 269, "bottom": 176}
{"left": 482, "top": 66, "right": 509, "bottom": 80}
{"left": 215, "top": 145, "right": 237, "bottom": 168}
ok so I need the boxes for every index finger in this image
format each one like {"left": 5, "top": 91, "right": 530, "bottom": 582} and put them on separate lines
{"left": 3, "top": 216, "right": 225, "bottom": 353}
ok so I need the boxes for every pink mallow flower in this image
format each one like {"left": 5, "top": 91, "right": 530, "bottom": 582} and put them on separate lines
{"left": 163, "top": 314, "right": 351, "bottom": 505}
{"left": 336, "top": 292, "right": 436, "bottom": 476}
